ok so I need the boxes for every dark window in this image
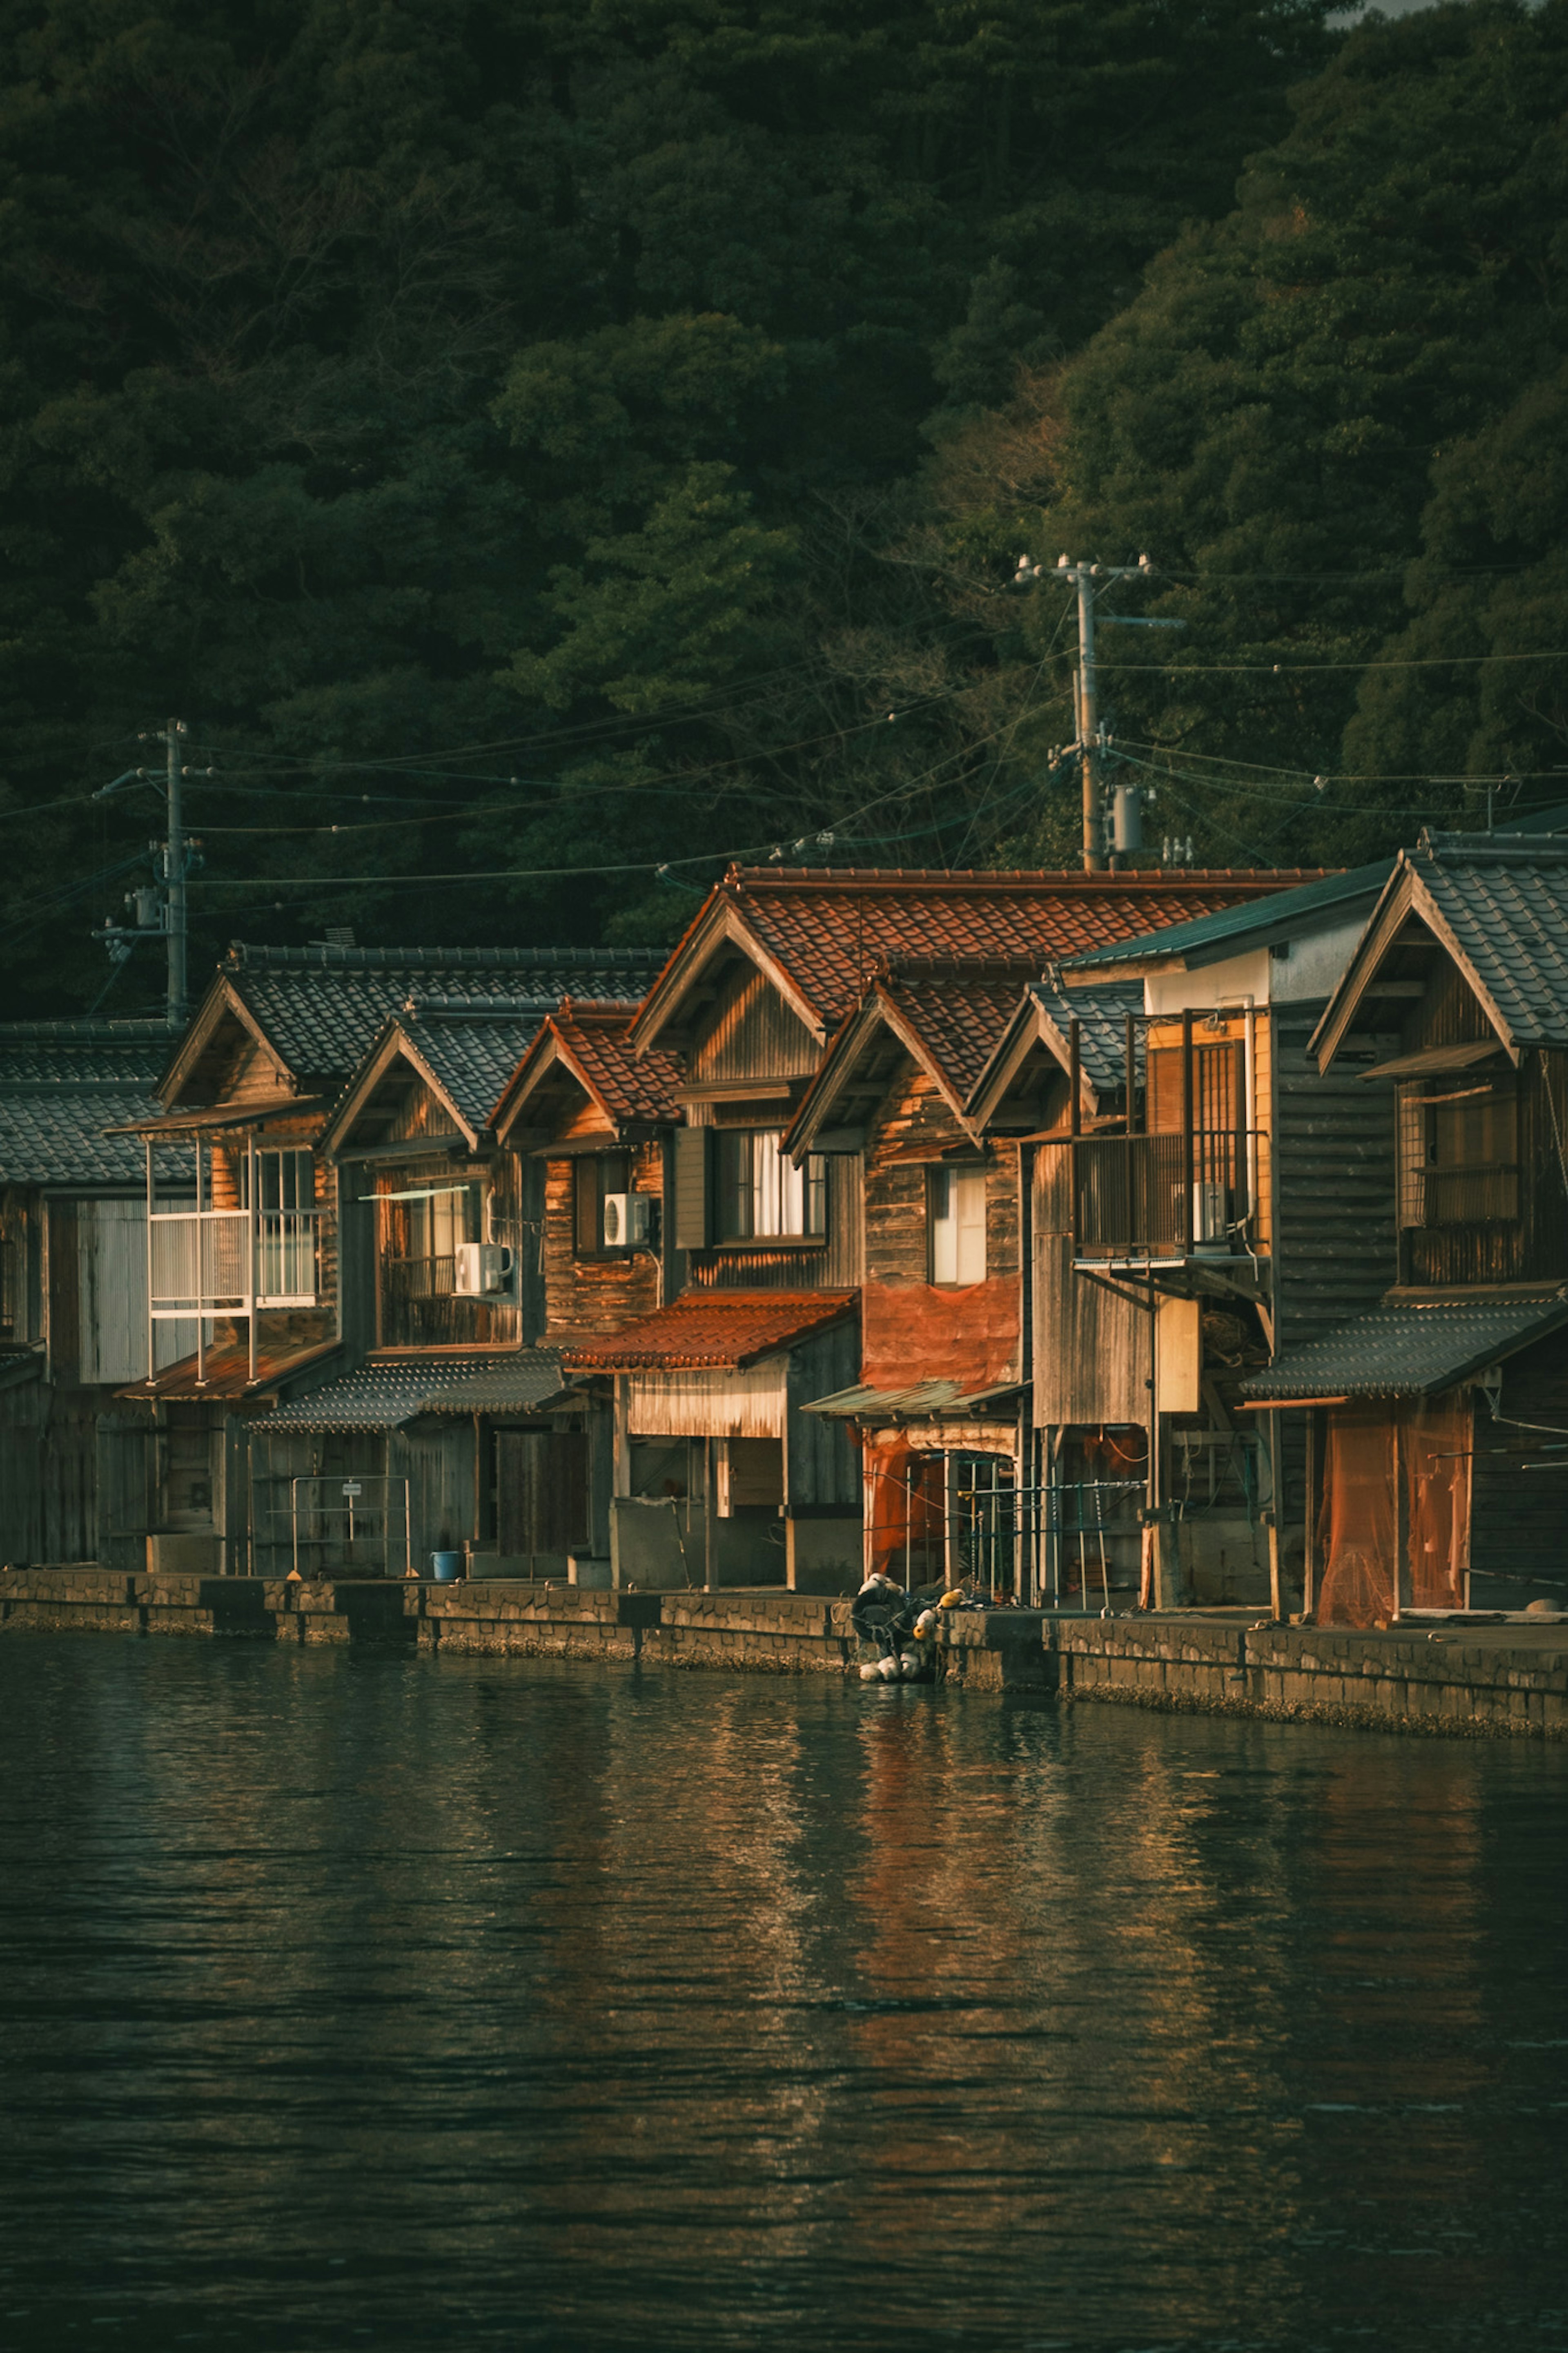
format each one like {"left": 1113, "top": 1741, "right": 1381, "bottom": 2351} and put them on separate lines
{"left": 0, "top": 1234, "right": 14, "bottom": 1337}
{"left": 715, "top": 1131, "right": 826, "bottom": 1240}
{"left": 574, "top": 1153, "right": 631, "bottom": 1254}
{"left": 1399, "top": 1077, "right": 1519, "bottom": 1227}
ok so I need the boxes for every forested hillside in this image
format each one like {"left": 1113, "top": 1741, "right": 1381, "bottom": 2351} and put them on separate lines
{"left": 1, "top": 0, "right": 1564, "bottom": 1010}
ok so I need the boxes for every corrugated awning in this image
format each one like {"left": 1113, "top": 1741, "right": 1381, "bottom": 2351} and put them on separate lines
{"left": 1241, "top": 1291, "right": 1568, "bottom": 1403}
{"left": 261, "top": 1349, "right": 568, "bottom": 1432}
{"left": 107, "top": 1097, "right": 325, "bottom": 1136}
{"left": 562, "top": 1291, "right": 856, "bottom": 1374}
{"left": 806, "top": 1378, "right": 1020, "bottom": 1419}
{"left": 116, "top": 1339, "right": 340, "bottom": 1404}
{"left": 1357, "top": 1039, "right": 1506, "bottom": 1082}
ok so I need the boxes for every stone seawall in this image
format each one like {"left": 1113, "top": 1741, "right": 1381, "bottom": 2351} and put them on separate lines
{"left": 4, "top": 1569, "right": 1566, "bottom": 1739}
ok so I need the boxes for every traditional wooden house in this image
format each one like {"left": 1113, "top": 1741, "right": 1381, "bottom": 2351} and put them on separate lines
{"left": 968, "top": 861, "right": 1392, "bottom": 1608}
{"left": 590, "top": 865, "right": 1299, "bottom": 1592}
{"left": 109, "top": 941, "right": 660, "bottom": 1575}
{"left": 1243, "top": 831, "right": 1568, "bottom": 1621}
{"left": 0, "top": 1018, "right": 178, "bottom": 1565}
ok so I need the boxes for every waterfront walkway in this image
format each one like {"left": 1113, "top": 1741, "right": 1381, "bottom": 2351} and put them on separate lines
{"left": 3, "top": 1567, "right": 1565, "bottom": 1738}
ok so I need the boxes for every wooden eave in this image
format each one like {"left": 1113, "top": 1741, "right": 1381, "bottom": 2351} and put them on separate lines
{"left": 786, "top": 987, "right": 981, "bottom": 1164}
{"left": 965, "top": 997, "right": 1097, "bottom": 1135}
{"left": 156, "top": 974, "right": 296, "bottom": 1111}
{"left": 493, "top": 1025, "right": 659, "bottom": 1150}
{"left": 627, "top": 897, "right": 827, "bottom": 1057}
{"left": 1310, "top": 865, "right": 1518, "bottom": 1074}
{"left": 321, "top": 1022, "right": 481, "bottom": 1159}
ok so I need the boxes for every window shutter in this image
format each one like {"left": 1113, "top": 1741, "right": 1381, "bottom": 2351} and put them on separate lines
{"left": 674, "top": 1127, "right": 710, "bottom": 1249}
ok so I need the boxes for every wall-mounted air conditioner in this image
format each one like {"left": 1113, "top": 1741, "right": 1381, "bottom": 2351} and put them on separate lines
{"left": 602, "top": 1193, "right": 652, "bottom": 1249}
{"left": 454, "top": 1241, "right": 515, "bottom": 1296}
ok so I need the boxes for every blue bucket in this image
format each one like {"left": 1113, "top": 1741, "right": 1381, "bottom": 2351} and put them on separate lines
{"left": 430, "top": 1551, "right": 462, "bottom": 1583}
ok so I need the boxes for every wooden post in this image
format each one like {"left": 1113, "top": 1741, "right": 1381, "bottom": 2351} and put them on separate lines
{"left": 1391, "top": 1410, "right": 1406, "bottom": 1623}
{"left": 704, "top": 1434, "right": 716, "bottom": 1592}
{"left": 144, "top": 1138, "right": 155, "bottom": 1383}
{"left": 247, "top": 1131, "right": 258, "bottom": 1384}
{"left": 1304, "top": 1407, "right": 1319, "bottom": 1620}
{"left": 1069, "top": 1016, "right": 1081, "bottom": 1260}
{"left": 1267, "top": 1408, "right": 1283, "bottom": 1621}
{"left": 1180, "top": 1008, "right": 1194, "bottom": 1253}
{"left": 194, "top": 1131, "right": 205, "bottom": 1387}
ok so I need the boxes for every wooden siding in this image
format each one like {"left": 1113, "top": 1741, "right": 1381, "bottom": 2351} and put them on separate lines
{"left": 543, "top": 1140, "right": 664, "bottom": 1339}
{"left": 687, "top": 967, "right": 820, "bottom": 1095}
{"left": 374, "top": 1146, "right": 522, "bottom": 1348}
{"left": 626, "top": 1365, "right": 786, "bottom": 1436}
{"left": 1033, "top": 1146, "right": 1149, "bottom": 1426}
{"left": 1272, "top": 1004, "right": 1399, "bottom": 1349}
{"left": 785, "top": 1316, "right": 861, "bottom": 1508}
{"left": 1469, "top": 1326, "right": 1568, "bottom": 1601}
{"left": 0, "top": 1377, "right": 100, "bottom": 1563}
{"left": 860, "top": 1067, "right": 1019, "bottom": 1389}
{"left": 1389, "top": 959, "right": 1568, "bottom": 1287}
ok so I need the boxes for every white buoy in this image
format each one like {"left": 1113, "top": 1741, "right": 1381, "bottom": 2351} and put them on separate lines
{"left": 858, "top": 1662, "right": 881, "bottom": 1682}
{"left": 878, "top": 1655, "right": 902, "bottom": 1682}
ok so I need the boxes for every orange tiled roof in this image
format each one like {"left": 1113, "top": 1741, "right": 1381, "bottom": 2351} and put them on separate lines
{"left": 552, "top": 1002, "right": 683, "bottom": 1124}
{"left": 876, "top": 966, "right": 1041, "bottom": 1101}
{"left": 721, "top": 868, "right": 1314, "bottom": 1028}
{"left": 561, "top": 1289, "right": 856, "bottom": 1373}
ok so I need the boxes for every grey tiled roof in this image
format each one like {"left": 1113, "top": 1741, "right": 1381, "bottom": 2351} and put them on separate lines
{"left": 1241, "top": 1291, "right": 1568, "bottom": 1401}
{"left": 0, "top": 1019, "right": 172, "bottom": 1185}
{"left": 265, "top": 1350, "right": 568, "bottom": 1432}
{"left": 1027, "top": 978, "right": 1146, "bottom": 1094}
{"left": 223, "top": 944, "right": 662, "bottom": 1086}
{"left": 402, "top": 1014, "right": 545, "bottom": 1131}
{"left": 1412, "top": 837, "right": 1568, "bottom": 1048}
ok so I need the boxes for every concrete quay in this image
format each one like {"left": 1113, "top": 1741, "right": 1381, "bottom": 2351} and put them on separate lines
{"left": 3, "top": 1567, "right": 1566, "bottom": 1739}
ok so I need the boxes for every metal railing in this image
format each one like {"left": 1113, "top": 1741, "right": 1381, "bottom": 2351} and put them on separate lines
{"left": 1071, "top": 1130, "right": 1263, "bottom": 1258}
{"left": 1401, "top": 1162, "right": 1520, "bottom": 1230}
{"left": 149, "top": 1208, "right": 317, "bottom": 1315}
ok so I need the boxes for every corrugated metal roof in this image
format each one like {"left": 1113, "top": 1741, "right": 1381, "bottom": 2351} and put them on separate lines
{"left": 563, "top": 1290, "right": 856, "bottom": 1373}
{"left": 1241, "top": 1291, "right": 1568, "bottom": 1401}
{"left": 118, "top": 1339, "right": 341, "bottom": 1403}
{"left": 264, "top": 1350, "right": 568, "bottom": 1432}
{"left": 0, "top": 1018, "right": 174, "bottom": 1186}
{"left": 806, "top": 1378, "right": 1020, "bottom": 1419}
{"left": 1060, "top": 861, "right": 1388, "bottom": 972}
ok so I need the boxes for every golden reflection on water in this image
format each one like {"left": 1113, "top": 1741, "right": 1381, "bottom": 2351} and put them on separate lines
{"left": 0, "top": 1641, "right": 1562, "bottom": 2352}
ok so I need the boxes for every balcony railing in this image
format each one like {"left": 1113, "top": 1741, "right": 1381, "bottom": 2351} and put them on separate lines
{"left": 381, "top": 1252, "right": 474, "bottom": 1347}
{"left": 1070, "top": 1131, "right": 1263, "bottom": 1260}
{"left": 149, "top": 1209, "right": 317, "bottom": 1316}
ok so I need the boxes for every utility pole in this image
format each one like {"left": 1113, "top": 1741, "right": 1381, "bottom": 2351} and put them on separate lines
{"left": 94, "top": 719, "right": 211, "bottom": 1029}
{"left": 1012, "top": 552, "right": 1181, "bottom": 872}
{"left": 164, "top": 717, "right": 187, "bottom": 1028}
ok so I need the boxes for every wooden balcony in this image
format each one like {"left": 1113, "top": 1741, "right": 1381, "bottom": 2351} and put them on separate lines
{"left": 1069, "top": 1129, "right": 1264, "bottom": 1262}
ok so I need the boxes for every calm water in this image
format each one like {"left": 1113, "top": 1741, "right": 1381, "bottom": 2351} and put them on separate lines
{"left": 0, "top": 1641, "right": 1564, "bottom": 2353}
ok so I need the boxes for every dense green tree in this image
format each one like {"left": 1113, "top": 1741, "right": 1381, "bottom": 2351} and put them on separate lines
{"left": 0, "top": 0, "right": 1332, "bottom": 1008}
{"left": 935, "top": 0, "right": 1568, "bottom": 867}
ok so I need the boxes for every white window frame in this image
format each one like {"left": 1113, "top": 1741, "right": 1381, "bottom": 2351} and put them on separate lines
{"left": 929, "top": 1163, "right": 987, "bottom": 1286}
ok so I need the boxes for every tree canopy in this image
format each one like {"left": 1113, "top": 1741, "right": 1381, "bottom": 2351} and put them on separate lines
{"left": 5, "top": 0, "right": 1567, "bottom": 1008}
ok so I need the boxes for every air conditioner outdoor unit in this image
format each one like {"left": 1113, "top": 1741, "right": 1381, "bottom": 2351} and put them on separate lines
{"left": 453, "top": 1241, "right": 514, "bottom": 1296}
{"left": 603, "top": 1192, "right": 652, "bottom": 1248}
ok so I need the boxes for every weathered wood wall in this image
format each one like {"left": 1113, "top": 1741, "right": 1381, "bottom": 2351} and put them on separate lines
{"left": 542, "top": 1139, "right": 664, "bottom": 1338}
{"left": 1272, "top": 1004, "right": 1399, "bottom": 1350}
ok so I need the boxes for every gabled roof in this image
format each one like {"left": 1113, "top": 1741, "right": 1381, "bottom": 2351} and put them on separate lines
{"left": 494, "top": 1002, "right": 683, "bottom": 1145}
{"left": 1312, "top": 834, "right": 1568, "bottom": 1072}
{"left": 0, "top": 1018, "right": 174, "bottom": 1187}
{"left": 162, "top": 943, "right": 662, "bottom": 1108}
{"left": 561, "top": 1289, "right": 855, "bottom": 1373}
{"left": 1059, "top": 860, "right": 1381, "bottom": 974}
{"left": 1241, "top": 1290, "right": 1568, "bottom": 1402}
{"left": 631, "top": 866, "right": 1310, "bottom": 1053}
{"left": 966, "top": 978, "right": 1146, "bottom": 1133}
{"left": 788, "top": 960, "right": 1047, "bottom": 1153}
{"left": 323, "top": 1009, "right": 545, "bottom": 1155}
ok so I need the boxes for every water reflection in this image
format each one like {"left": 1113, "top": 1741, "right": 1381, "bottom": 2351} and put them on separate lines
{"left": 0, "top": 1641, "right": 1563, "bottom": 2351}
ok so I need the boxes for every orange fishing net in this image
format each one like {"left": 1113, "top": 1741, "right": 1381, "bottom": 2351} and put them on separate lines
{"left": 864, "top": 1439, "right": 946, "bottom": 1584}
